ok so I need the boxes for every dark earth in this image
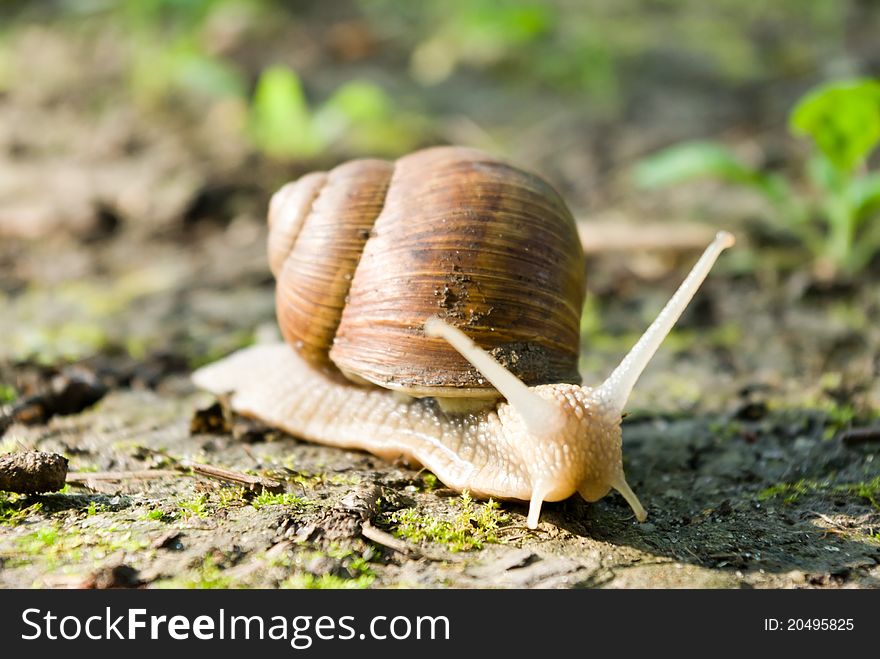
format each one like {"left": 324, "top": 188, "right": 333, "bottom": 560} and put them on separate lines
{"left": 1, "top": 2, "right": 878, "bottom": 588}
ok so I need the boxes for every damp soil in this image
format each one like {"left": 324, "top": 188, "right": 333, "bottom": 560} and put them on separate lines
{"left": 1, "top": 9, "right": 879, "bottom": 589}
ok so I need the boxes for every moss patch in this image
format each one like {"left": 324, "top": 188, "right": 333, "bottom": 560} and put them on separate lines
{"left": 7, "top": 522, "right": 152, "bottom": 570}
{"left": 758, "top": 476, "right": 880, "bottom": 510}
{"left": 390, "top": 492, "right": 509, "bottom": 552}
{"left": 176, "top": 493, "right": 211, "bottom": 519}
{"left": 0, "top": 384, "right": 17, "bottom": 404}
{"left": 155, "top": 556, "right": 236, "bottom": 589}
{"left": 250, "top": 491, "right": 307, "bottom": 510}
{"left": 421, "top": 472, "right": 438, "bottom": 491}
{"left": 280, "top": 546, "right": 376, "bottom": 590}
{"left": 0, "top": 492, "right": 43, "bottom": 526}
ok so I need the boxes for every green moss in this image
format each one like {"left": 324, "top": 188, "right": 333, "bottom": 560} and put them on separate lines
{"left": 141, "top": 509, "right": 169, "bottom": 522}
{"left": 0, "top": 492, "right": 43, "bottom": 526}
{"left": 251, "top": 491, "right": 306, "bottom": 510}
{"left": 216, "top": 486, "right": 248, "bottom": 508}
{"left": 421, "top": 472, "right": 438, "bottom": 491}
{"left": 156, "top": 556, "right": 236, "bottom": 589}
{"left": 0, "top": 436, "right": 21, "bottom": 454}
{"left": 848, "top": 477, "right": 880, "bottom": 510}
{"left": 0, "top": 383, "right": 16, "bottom": 404}
{"left": 274, "top": 470, "right": 359, "bottom": 490}
{"left": 16, "top": 526, "right": 60, "bottom": 554}
{"left": 283, "top": 572, "right": 374, "bottom": 589}
{"left": 325, "top": 473, "right": 361, "bottom": 487}
{"left": 758, "top": 476, "right": 880, "bottom": 510}
{"left": 758, "top": 480, "right": 816, "bottom": 505}
{"left": 7, "top": 522, "right": 151, "bottom": 570}
{"left": 280, "top": 546, "right": 376, "bottom": 590}
{"left": 86, "top": 501, "right": 106, "bottom": 517}
{"left": 176, "top": 493, "right": 210, "bottom": 519}
{"left": 390, "top": 492, "right": 509, "bottom": 552}
{"left": 4, "top": 266, "right": 181, "bottom": 362}
{"left": 821, "top": 400, "right": 858, "bottom": 439}
{"left": 708, "top": 420, "right": 743, "bottom": 441}
{"left": 160, "top": 487, "right": 303, "bottom": 521}
{"left": 802, "top": 371, "right": 879, "bottom": 438}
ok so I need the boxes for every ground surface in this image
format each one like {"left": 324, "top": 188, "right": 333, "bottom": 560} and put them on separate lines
{"left": 1, "top": 4, "right": 879, "bottom": 588}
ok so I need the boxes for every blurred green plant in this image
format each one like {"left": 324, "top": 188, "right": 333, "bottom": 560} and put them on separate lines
{"left": 634, "top": 78, "right": 880, "bottom": 276}
{"left": 248, "top": 66, "right": 321, "bottom": 159}
{"left": 385, "top": 0, "right": 621, "bottom": 110}
{"left": 120, "top": 0, "right": 252, "bottom": 106}
{"left": 0, "top": 384, "right": 15, "bottom": 404}
{"left": 362, "top": 0, "right": 850, "bottom": 116}
{"left": 129, "top": 39, "right": 247, "bottom": 106}
{"left": 248, "top": 65, "right": 425, "bottom": 159}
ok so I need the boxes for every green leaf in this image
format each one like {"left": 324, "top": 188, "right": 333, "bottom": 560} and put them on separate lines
{"left": 313, "top": 81, "right": 423, "bottom": 156}
{"left": 789, "top": 78, "right": 880, "bottom": 173}
{"left": 847, "top": 172, "right": 880, "bottom": 222}
{"left": 458, "top": 2, "right": 552, "bottom": 46}
{"left": 634, "top": 141, "right": 770, "bottom": 190}
{"left": 322, "top": 81, "right": 392, "bottom": 123}
{"left": 177, "top": 53, "right": 246, "bottom": 99}
{"left": 248, "top": 66, "right": 323, "bottom": 160}
{"left": 805, "top": 153, "right": 843, "bottom": 193}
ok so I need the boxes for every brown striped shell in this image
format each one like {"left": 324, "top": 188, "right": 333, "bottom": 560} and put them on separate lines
{"left": 267, "top": 146, "right": 585, "bottom": 399}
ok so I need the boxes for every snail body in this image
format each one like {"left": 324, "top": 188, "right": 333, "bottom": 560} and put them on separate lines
{"left": 193, "top": 146, "right": 734, "bottom": 528}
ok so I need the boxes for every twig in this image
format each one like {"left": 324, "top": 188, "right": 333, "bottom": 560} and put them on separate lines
{"left": 67, "top": 470, "right": 181, "bottom": 483}
{"left": 186, "top": 461, "right": 284, "bottom": 493}
{"left": 360, "top": 521, "right": 465, "bottom": 562}
{"left": 578, "top": 220, "right": 716, "bottom": 254}
{"left": 361, "top": 521, "right": 418, "bottom": 556}
{"left": 839, "top": 426, "right": 880, "bottom": 446}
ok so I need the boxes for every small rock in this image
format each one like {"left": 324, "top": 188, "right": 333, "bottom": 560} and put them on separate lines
{"left": 81, "top": 564, "right": 142, "bottom": 589}
{"left": 7, "top": 368, "right": 107, "bottom": 430}
{"left": 338, "top": 485, "right": 382, "bottom": 520}
{"left": 306, "top": 555, "right": 342, "bottom": 577}
{"left": 734, "top": 401, "right": 767, "bottom": 421}
{"left": 0, "top": 451, "right": 68, "bottom": 493}
{"left": 152, "top": 530, "right": 184, "bottom": 551}
{"left": 49, "top": 368, "right": 108, "bottom": 415}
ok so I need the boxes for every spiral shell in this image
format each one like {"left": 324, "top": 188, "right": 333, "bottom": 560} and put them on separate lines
{"left": 268, "top": 146, "right": 585, "bottom": 398}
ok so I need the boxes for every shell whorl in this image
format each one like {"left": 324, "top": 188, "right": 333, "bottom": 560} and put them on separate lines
{"left": 268, "top": 145, "right": 586, "bottom": 395}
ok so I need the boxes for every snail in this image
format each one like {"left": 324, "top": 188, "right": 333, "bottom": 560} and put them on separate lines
{"left": 192, "top": 146, "right": 734, "bottom": 529}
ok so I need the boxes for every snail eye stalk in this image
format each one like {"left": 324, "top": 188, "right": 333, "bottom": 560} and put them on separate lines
{"left": 424, "top": 317, "right": 564, "bottom": 435}
{"left": 597, "top": 231, "right": 735, "bottom": 415}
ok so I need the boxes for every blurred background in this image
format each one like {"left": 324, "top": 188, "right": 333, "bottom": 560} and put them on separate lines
{"left": 2, "top": 0, "right": 880, "bottom": 592}
{"left": 1, "top": 0, "right": 879, "bottom": 417}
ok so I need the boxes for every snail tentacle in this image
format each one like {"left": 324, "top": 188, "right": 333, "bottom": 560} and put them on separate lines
{"left": 597, "top": 231, "right": 735, "bottom": 414}
{"left": 424, "top": 316, "right": 565, "bottom": 436}
{"left": 607, "top": 472, "right": 647, "bottom": 522}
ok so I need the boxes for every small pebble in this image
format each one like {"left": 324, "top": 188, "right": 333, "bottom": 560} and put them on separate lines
{"left": 0, "top": 451, "right": 69, "bottom": 493}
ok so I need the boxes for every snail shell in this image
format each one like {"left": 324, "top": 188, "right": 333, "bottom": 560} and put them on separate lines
{"left": 268, "top": 146, "right": 585, "bottom": 400}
